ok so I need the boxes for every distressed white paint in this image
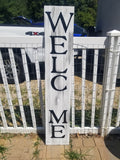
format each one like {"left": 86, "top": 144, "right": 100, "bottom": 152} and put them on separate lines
{"left": 45, "top": 6, "right": 74, "bottom": 145}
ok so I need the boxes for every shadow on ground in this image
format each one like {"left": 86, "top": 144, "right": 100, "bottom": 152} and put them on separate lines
{"left": 104, "top": 134, "right": 120, "bottom": 159}
{"left": 37, "top": 134, "right": 45, "bottom": 144}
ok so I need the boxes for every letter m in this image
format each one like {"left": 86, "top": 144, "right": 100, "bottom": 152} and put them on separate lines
{"left": 45, "top": 11, "right": 74, "bottom": 33}
{"left": 49, "top": 110, "right": 68, "bottom": 123}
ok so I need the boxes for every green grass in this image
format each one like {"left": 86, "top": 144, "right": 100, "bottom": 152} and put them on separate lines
{"left": 32, "top": 137, "right": 41, "bottom": 160}
{"left": 64, "top": 149, "right": 91, "bottom": 160}
{"left": 75, "top": 109, "right": 100, "bottom": 127}
{"left": 75, "top": 108, "right": 117, "bottom": 127}
{"left": 0, "top": 145, "right": 8, "bottom": 160}
{"left": 64, "top": 139, "right": 91, "bottom": 160}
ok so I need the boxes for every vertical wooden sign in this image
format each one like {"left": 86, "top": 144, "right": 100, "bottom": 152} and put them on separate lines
{"left": 44, "top": 6, "right": 74, "bottom": 145}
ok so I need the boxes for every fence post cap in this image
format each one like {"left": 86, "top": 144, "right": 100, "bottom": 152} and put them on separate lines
{"left": 107, "top": 30, "right": 120, "bottom": 36}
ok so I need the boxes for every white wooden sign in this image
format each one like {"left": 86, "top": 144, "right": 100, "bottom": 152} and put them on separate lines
{"left": 44, "top": 6, "right": 74, "bottom": 145}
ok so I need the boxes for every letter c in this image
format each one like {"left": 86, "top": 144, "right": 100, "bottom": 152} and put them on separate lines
{"left": 51, "top": 75, "right": 67, "bottom": 91}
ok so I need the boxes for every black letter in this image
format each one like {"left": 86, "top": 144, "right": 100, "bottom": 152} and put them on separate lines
{"left": 50, "top": 36, "right": 67, "bottom": 54}
{"left": 51, "top": 125, "right": 65, "bottom": 138}
{"left": 51, "top": 57, "right": 67, "bottom": 73}
{"left": 49, "top": 110, "right": 67, "bottom": 123}
{"left": 45, "top": 12, "right": 74, "bottom": 32}
{"left": 51, "top": 75, "right": 67, "bottom": 91}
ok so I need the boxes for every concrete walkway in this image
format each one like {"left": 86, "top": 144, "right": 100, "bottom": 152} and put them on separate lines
{"left": 0, "top": 134, "right": 120, "bottom": 160}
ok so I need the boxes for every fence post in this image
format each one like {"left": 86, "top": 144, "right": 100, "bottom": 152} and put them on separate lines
{"left": 100, "top": 30, "right": 120, "bottom": 136}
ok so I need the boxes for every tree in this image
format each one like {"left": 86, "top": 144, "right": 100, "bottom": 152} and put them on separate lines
{"left": 75, "top": 0, "right": 98, "bottom": 28}
{"left": 0, "top": 0, "right": 28, "bottom": 24}
{"left": 0, "top": 0, "right": 12, "bottom": 23}
{"left": 26, "top": 0, "right": 45, "bottom": 22}
{"left": 0, "top": 0, "right": 98, "bottom": 29}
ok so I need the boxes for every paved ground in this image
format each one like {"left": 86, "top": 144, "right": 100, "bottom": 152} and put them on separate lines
{"left": 0, "top": 133, "right": 120, "bottom": 160}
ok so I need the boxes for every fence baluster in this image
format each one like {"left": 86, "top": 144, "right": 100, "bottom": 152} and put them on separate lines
{"left": 0, "top": 98, "right": 8, "bottom": 128}
{"left": 116, "top": 95, "right": 120, "bottom": 127}
{"left": 91, "top": 49, "right": 99, "bottom": 128}
{"left": 0, "top": 50, "right": 17, "bottom": 128}
{"left": 71, "top": 51, "right": 75, "bottom": 128}
{"left": 81, "top": 49, "right": 86, "bottom": 128}
{"left": 35, "top": 48, "right": 45, "bottom": 127}
{"left": 21, "top": 48, "right": 36, "bottom": 128}
{"left": 8, "top": 48, "right": 27, "bottom": 128}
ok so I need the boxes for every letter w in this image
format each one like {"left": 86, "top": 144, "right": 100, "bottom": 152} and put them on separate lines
{"left": 45, "top": 12, "right": 74, "bottom": 33}
{"left": 49, "top": 110, "right": 67, "bottom": 123}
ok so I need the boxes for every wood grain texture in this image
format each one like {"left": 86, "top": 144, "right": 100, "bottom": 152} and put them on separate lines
{"left": 45, "top": 5, "right": 74, "bottom": 145}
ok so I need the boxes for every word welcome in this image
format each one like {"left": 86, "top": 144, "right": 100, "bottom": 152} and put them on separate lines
{"left": 45, "top": 6, "right": 74, "bottom": 145}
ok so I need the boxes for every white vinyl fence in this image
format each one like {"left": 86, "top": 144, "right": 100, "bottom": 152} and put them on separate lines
{"left": 0, "top": 30, "right": 120, "bottom": 136}
{"left": 0, "top": 36, "right": 45, "bottom": 133}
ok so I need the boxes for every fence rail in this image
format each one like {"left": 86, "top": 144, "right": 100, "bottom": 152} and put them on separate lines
{"left": 0, "top": 33, "right": 120, "bottom": 135}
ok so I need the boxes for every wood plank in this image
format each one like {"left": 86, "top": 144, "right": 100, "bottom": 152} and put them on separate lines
{"left": 45, "top": 6, "right": 74, "bottom": 145}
